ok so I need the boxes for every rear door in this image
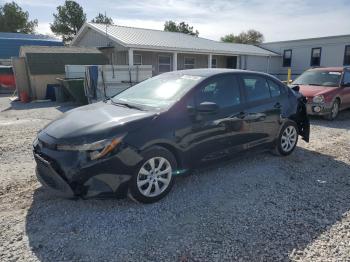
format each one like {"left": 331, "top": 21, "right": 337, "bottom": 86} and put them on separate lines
{"left": 238, "top": 73, "right": 284, "bottom": 147}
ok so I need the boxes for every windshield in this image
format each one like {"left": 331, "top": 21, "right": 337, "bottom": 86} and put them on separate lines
{"left": 111, "top": 73, "right": 203, "bottom": 109}
{"left": 292, "top": 70, "right": 342, "bottom": 87}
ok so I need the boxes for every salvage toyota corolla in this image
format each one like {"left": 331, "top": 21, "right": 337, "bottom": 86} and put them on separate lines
{"left": 33, "top": 69, "right": 310, "bottom": 203}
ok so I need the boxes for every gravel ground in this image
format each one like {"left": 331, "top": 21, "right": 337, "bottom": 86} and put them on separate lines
{"left": 0, "top": 94, "right": 349, "bottom": 262}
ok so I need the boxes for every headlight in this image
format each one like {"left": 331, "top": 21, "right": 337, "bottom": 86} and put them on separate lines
{"left": 57, "top": 139, "right": 113, "bottom": 151}
{"left": 312, "top": 95, "right": 325, "bottom": 103}
{"left": 33, "top": 137, "right": 39, "bottom": 147}
{"left": 57, "top": 135, "right": 125, "bottom": 160}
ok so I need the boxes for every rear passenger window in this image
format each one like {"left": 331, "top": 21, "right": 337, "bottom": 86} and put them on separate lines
{"left": 196, "top": 75, "right": 241, "bottom": 108}
{"left": 267, "top": 80, "right": 282, "bottom": 97}
{"left": 242, "top": 75, "right": 271, "bottom": 102}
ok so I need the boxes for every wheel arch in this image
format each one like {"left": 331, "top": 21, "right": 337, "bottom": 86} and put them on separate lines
{"left": 143, "top": 142, "right": 184, "bottom": 170}
{"left": 334, "top": 96, "right": 341, "bottom": 105}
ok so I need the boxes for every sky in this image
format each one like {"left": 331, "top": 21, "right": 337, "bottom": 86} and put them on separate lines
{"left": 1, "top": 0, "right": 350, "bottom": 42}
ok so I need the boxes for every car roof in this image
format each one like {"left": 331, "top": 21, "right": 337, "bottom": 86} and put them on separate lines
{"left": 164, "top": 68, "right": 274, "bottom": 78}
{"left": 308, "top": 67, "right": 345, "bottom": 72}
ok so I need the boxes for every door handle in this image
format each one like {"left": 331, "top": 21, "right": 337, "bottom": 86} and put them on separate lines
{"left": 274, "top": 102, "right": 281, "bottom": 109}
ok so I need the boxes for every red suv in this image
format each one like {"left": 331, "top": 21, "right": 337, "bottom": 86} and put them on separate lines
{"left": 292, "top": 67, "right": 350, "bottom": 120}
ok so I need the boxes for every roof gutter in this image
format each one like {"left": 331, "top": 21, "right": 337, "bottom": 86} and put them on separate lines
{"left": 128, "top": 46, "right": 279, "bottom": 57}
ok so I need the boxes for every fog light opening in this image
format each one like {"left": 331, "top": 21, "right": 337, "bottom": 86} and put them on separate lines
{"left": 313, "top": 106, "right": 321, "bottom": 113}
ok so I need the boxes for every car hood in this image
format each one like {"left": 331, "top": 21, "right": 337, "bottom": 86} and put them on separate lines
{"left": 42, "top": 101, "right": 158, "bottom": 144}
{"left": 298, "top": 85, "right": 338, "bottom": 97}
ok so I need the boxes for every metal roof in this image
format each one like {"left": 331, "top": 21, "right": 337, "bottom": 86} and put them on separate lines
{"left": 0, "top": 32, "right": 61, "bottom": 41}
{"left": 0, "top": 32, "right": 63, "bottom": 59}
{"left": 262, "top": 34, "right": 350, "bottom": 45}
{"left": 73, "top": 23, "right": 278, "bottom": 57}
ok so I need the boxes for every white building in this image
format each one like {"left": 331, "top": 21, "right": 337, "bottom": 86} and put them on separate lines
{"left": 72, "top": 23, "right": 350, "bottom": 81}
{"left": 71, "top": 23, "right": 279, "bottom": 76}
{"left": 261, "top": 35, "right": 350, "bottom": 80}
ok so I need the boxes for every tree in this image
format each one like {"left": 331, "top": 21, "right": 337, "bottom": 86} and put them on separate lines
{"left": 50, "top": 0, "right": 86, "bottom": 43}
{"left": 221, "top": 29, "right": 264, "bottom": 45}
{"left": 91, "top": 13, "right": 113, "bottom": 25}
{"left": 164, "top": 20, "right": 199, "bottom": 37}
{"left": 0, "top": 2, "right": 37, "bottom": 33}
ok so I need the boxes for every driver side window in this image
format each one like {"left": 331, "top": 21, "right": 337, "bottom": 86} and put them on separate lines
{"left": 195, "top": 75, "right": 241, "bottom": 108}
{"left": 343, "top": 71, "right": 350, "bottom": 85}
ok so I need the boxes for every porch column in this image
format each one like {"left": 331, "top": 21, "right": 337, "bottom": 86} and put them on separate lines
{"left": 267, "top": 56, "right": 271, "bottom": 73}
{"left": 128, "top": 48, "right": 134, "bottom": 67}
{"left": 208, "top": 54, "right": 213, "bottom": 68}
{"left": 173, "top": 52, "right": 178, "bottom": 71}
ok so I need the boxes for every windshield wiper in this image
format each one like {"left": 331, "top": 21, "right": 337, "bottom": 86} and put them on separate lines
{"left": 110, "top": 100, "right": 144, "bottom": 111}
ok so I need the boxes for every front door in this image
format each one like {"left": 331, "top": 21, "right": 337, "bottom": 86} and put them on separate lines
{"left": 176, "top": 74, "right": 249, "bottom": 163}
{"left": 226, "top": 57, "right": 237, "bottom": 69}
{"left": 341, "top": 69, "right": 350, "bottom": 108}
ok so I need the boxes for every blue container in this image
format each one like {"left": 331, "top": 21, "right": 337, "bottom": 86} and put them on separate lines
{"left": 46, "top": 84, "right": 59, "bottom": 101}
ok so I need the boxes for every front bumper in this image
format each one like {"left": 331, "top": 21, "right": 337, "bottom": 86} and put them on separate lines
{"left": 35, "top": 153, "right": 75, "bottom": 198}
{"left": 306, "top": 102, "right": 332, "bottom": 116}
{"left": 33, "top": 136, "right": 143, "bottom": 199}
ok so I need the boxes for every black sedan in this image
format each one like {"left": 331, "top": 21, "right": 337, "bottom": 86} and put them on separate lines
{"left": 33, "top": 69, "right": 310, "bottom": 203}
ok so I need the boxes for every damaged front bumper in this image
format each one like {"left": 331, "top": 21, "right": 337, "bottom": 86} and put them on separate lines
{"left": 35, "top": 153, "right": 75, "bottom": 198}
{"left": 306, "top": 102, "right": 333, "bottom": 116}
{"left": 33, "top": 135, "right": 143, "bottom": 199}
{"left": 294, "top": 96, "right": 310, "bottom": 143}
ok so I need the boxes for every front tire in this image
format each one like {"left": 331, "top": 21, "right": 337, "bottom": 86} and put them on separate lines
{"left": 273, "top": 121, "right": 299, "bottom": 156}
{"left": 129, "top": 146, "right": 176, "bottom": 204}
{"left": 324, "top": 99, "right": 340, "bottom": 121}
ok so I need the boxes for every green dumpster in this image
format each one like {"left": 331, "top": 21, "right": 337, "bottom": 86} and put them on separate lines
{"left": 56, "top": 78, "right": 88, "bottom": 105}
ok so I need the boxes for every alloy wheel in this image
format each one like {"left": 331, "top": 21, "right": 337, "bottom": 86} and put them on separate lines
{"left": 281, "top": 126, "right": 297, "bottom": 152}
{"left": 136, "top": 157, "right": 172, "bottom": 197}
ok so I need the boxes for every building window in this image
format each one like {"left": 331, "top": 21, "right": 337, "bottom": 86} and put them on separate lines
{"left": 158, "top": 55, "right": 171, "bottom": 73}
{"left": 133, "top": 54, "right": 142, "bottom": 65}
{"left": 212, "top": 58, "right": 217, "bottom": 68}
{"left": 283, "top": 49, "right": 292, "bottom": 67}
{"left": 184, "top": 57, "right": 195, "bottom": 69}
{"left": 344, "top": 45, "right": 350, "bottom": 66}
{"left": 310, "top": 47, "right": 322, "bottom": 67}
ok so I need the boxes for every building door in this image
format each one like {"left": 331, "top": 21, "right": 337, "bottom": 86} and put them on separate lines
{"left": 226, "top": 56, "right": 237, "bottom": 69}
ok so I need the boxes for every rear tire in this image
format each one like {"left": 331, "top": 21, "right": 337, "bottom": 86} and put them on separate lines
{"left": 324, "top": 99, "right": 340, "bottom": 121}
{"left": 128, "top": 146, "right": 176, "bottom": 204}
{"left": 273, "top": 121, "right": 299, "bottom": 156}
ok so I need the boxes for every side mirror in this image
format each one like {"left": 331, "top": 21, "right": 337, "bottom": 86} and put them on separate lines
{"left": 196, "top": 101, "right": 219, "bottom": 113}
{"left": 291, "top": 85, "right": 300, "bottom": 92}
{"left": 341, "top": 82, "right": 350, "bottom": 88}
